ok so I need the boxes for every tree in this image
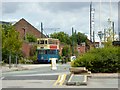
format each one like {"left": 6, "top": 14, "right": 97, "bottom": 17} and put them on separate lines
{"left": 62, "top": 45, "right": 71, "bottom": 62}
{"left": 26, "top": 33, "right": 37, "bottom": 42}
{"left": 2, "top": 24, "right": 23, "bottom": 63}
{"left": 50, "top": 32, "right": 71, "bottom": 45}
{"left": 76, "top": 32, "right": 87, "bottom": 45}
{"left": 50, "top": 31, "right": 87, "bottom": 45}
{"left": 50, "top": 31, "right": 87, "bottom": 57}
{"left": 62, "top": 45, "right": 71, "bottom": 57}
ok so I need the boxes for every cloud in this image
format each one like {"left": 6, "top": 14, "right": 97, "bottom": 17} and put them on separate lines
{"left": 2, "top": 2, "right": 21, "bottom": 14}
{"left": 39, "top": 2, "right": 90, "bottom": 13}
{"left": 1, "top": 2, "right": 118, "bottom": 42}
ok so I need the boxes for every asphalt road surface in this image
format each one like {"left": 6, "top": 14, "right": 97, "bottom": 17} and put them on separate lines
{"left": 2, "top": 64, "right": 119, "bottom": 88}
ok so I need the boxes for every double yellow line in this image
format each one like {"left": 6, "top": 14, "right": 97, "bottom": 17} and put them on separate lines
{"left": 54, "top": 74, "right": 67, "bottom": 86}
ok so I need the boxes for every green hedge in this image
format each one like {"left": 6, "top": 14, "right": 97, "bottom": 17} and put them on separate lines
{"left": 71, "top": 46, "right": 120, "bottom": 73}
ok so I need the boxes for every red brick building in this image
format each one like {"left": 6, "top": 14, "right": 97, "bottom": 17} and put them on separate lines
{"left": 14, "top": 18, "right": 46, "bottom": 57}
{"left": 14, "top": 18, "right": 45, "bottom": 39}
{"left": 77, "top": 43, "right": 86, "bottom": 54}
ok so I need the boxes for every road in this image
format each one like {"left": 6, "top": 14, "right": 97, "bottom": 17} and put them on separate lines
{"left": 2, "top": 64, "right": 70, "bottom": 88}
{"left": 2, "top": 64, "right": 70, "bottom": 77}
{"left": 1, "top": 64, "right": 119, "bottom": 88}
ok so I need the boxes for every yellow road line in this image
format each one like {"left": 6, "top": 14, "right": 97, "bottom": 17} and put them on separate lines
{"left": 59, "top": 74, "right": 67, "bottom": 86}
{"left": 53, "top": 74, "right": 67, "bottom": 86}
{"left": 53, "top": 75, "right": 61, "bottom": 86}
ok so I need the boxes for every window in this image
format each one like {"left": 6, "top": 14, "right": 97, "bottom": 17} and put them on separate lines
{"left": 45, "top": 40, "right": 47, "bottom": 44}
{"left": 38, "top": 40, "right": 39, "bottom": 44}
{"left": 47, "top": 50, "right": 57, "bottom": 54}
{"left": 56, "top": 42, "right": 58, "bottom": 45}
{"left": 40, "top": 40, "right": 44, "bottom": 44}
{"left": 45, "top": 50, "right": 47, "bottom": 54}
{"left": 38, "top": 50, "right": 44, "bottom": 54}
{"left": 38, "top": 50, "right": 47, "bottom": 54}
{"left": 49, "top": 40, "right": 53, "bottom": 44}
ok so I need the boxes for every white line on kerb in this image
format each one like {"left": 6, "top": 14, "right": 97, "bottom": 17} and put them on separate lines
{"left": 68, "top": 74, "right": 74, "bottom": 82}
{"left": 13, "top": 72, "right": 69, "bottom": 77}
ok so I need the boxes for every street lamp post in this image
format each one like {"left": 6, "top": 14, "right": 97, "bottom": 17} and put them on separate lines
{"left": 98, "top": 31, "right": 104, "bottom": 48}
{"left": 72, "top": 27, "right": 74, "bottom": 56}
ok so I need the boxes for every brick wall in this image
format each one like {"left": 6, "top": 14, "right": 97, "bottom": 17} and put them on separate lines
{"left": 21, "top": 42, "right": 31, "bottom": 57}
{"left": 13, "top": 18, "right": 46, "bottom": 57}
{"left": 77, "top": 46, "right": 86, "bottom": 54}
{"left": 14, "top": 18, "right": 45, "bottom": 39}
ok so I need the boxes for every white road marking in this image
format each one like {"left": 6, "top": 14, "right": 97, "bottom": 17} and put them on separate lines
{"left": 12, "top": 72, "right": 69, "bottom": 77}
{"left": 58, "top": 74, "right": 64, "bottom": 83}
{"left": 83, "top": 75, "right": 87, "bottom": 82}
{"left": 68, "top": 74, "right": 74, "bottom": 82}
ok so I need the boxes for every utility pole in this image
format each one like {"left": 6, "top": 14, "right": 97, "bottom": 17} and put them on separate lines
{"left": 90, "top": 2, "right": 95, "bottom": 42}
{"left": 93, "top": 31, "right": 95, "bottom": 46}
{"left": 119, "top": 2, "right": 120, "bottom": 41}
{"left": 41, "top": 22, "right": 43, "bottom": 38}
{"left": 112, "top": 22, "right": 115, "bottom": 41}
{"left": 75, "top": 30, "right": 77, "bottom": 43}
{"left": 72, "top": 27, "right": 74, "bottom": 56}
{"left": 90, "top": 2, "right": 92, "bottom": 42}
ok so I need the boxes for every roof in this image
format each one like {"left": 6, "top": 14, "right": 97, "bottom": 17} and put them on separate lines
{"left": 0, "top": 21, "right": 11, "bottom": 25}
{"left": 14, "top": 18, "right": 46, "bottom": 38}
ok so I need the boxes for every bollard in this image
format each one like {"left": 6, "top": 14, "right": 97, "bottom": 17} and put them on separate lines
{"left": 50, "top": 58, "right": 57, "bottom": 70}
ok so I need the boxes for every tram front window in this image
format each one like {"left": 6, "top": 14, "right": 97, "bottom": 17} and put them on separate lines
{"left": 38, "top": 50, "right": 47, "bottom": 54}
{"left": 40, "top": 40, "right": 44, "bottom": 44}
{"left": 47, "top": 50, "right": 57, "bottom": 54}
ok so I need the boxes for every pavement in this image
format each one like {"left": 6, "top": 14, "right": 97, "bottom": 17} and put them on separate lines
{"left": 91, "top": 73, "right": 119, "bottom": 78}
{"left": 1, "top": 64, "right": 52, "bottom": 73}
{"left": 2, "top": 78, "right": 119, "bottom": 88}
{"left": 1, "top": 64, "right": 119, "bottom": 78}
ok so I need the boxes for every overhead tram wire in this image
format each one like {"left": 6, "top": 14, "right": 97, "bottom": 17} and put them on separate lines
{"left": 39, "top": 22, "right": 60, "bottom": 38}
{"left": 42, "top": 27, "right": 60, "bottom": 38}
{"left": 43, "top": 29, "right": 50, "bottom": 38}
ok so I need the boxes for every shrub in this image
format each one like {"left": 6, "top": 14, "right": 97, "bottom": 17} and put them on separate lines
{"left": 71, "top": 46, "right": 120, "bottom": 73}
{"left": 26, "top": 34, "right": 37, "bottom": 42}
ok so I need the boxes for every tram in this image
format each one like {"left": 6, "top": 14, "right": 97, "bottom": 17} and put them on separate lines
{"left": 37, "top": 38, "right": 60, "bottom": 63}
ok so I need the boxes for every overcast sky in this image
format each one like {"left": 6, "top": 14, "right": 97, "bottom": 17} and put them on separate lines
{"left": 1, "top": 1, "right": 119, "bottom": 41}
